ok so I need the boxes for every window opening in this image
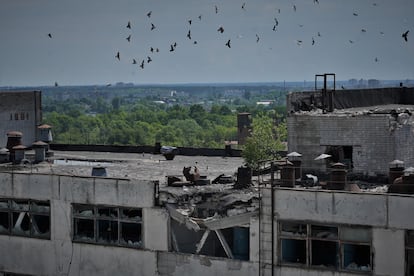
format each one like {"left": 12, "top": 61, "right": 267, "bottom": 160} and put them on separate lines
{"left": 73, "top": 204, "right": 142, "bottom": 248}
{"left": 0, "top": 198, "right": 50, "bottom": 239}
{"left": 279, "top": 221, "right": 371, "bottom": 272}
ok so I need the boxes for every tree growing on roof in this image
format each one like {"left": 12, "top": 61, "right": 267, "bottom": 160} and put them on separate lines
{"left": 242, "top": 113, "right": 284, "bottom": 170}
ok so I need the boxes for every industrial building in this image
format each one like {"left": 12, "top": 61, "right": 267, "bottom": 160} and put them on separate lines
{"left": 287, "top": 84, "right": 414, "bottom": 175}
{"left": 0, "top": 88, "right": 413, "bottom": 276}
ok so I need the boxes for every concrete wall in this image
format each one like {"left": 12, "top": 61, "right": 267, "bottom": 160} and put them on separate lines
{"left": 0, "top": 91, "right": 42, "bottom": 147}
{"left": 0, "top": 172, "right": 166, "bottom": 276}
{"left": 157, "top": 252, "right": 258, "bottom": 276}
{"left": 287, "top": 113, "right": 408, "bottom": 175}
{"left": 272, "top": 187, "right": 414, "bottom": 276}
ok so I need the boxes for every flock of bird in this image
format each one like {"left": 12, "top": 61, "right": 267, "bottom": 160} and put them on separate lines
{"left": 45, "top": 1, "right": 411, "bottom": 83}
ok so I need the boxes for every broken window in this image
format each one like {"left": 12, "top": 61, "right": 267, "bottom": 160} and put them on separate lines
{"left": 279, "top": 222, "right": 307, "bottom": 265}
{"left": 0, "top": 198, "right": 50, "bottom": 239}
{"left": 406, "top": 230, "right": 414, "bottom": 276}
{"left": 279, "top": 221, "right": 371, "bottom": 272}
{"left": 72, "top": 204, "right": 142, "bottom": 248}
{"left": 325, "top": 145, "right": 354, "bottom": 170}
{"left": 340, "top": 226, "right": 371, "bottom": 271}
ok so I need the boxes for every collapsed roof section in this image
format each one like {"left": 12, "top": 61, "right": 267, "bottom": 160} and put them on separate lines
{"left": 159, "top": 181, "right": 259, "bottom": 260}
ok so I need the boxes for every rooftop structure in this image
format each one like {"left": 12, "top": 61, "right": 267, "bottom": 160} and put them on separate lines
{"left": 0, "top": 91, "right": 42, "bottom": 147}
{"left": 287, "top": 86, "right": 414, "bottom": 176}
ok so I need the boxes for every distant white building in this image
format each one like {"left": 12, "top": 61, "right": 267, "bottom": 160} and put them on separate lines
{"left": 0, "top": 91, "right": 42, "bottom": 147}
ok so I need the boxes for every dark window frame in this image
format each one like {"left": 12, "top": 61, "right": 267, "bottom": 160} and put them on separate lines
{"left": 279, "top": 220, "right": 372, "bottom": 273}
{"left": 72, "top": 203, "right": 143, "bottom": 249}
{"left": 0, "top": 198, "right": 51, "bottom": 240}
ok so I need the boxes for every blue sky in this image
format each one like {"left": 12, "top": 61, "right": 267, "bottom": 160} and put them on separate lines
{"left": 0, "top": 0, "right": 413, "bottom": 86}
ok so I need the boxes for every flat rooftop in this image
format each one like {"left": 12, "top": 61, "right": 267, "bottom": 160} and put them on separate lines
{"left": 1, "top": 150, "right": 245, "bottom": 186}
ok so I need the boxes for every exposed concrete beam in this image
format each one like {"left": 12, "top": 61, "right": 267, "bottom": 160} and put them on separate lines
{"left": 215, "top": 229, "right": 234, "bottom": 259}
{"left": 171, "top": 228, "right": 180, "bottom": 252}
{"left": 196, "top": 229, "right": 210, "bottom": 254}
{"left": 203, "top": 211, "right": 258, "bottom": 230}
{"left": 166, "top": 204, "right": 200, "bottom": 231}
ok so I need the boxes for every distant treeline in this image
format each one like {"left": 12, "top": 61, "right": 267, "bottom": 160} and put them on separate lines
{"left": 42, "top": 86, "right": 287, "bottom": 148}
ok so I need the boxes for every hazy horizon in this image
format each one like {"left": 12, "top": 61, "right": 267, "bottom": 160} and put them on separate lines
{"left": 1, "top": 0, "right": 413, "bottom": 87}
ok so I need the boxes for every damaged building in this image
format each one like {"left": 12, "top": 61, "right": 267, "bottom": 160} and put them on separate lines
{"left": 0, "top": 88, "right": 414, "bottom": 276}
{"left": 0, "top": 148, "right": 413, "bottom": 276}
{"left": 287, "top": 83, "right": 414, "bottom": 176}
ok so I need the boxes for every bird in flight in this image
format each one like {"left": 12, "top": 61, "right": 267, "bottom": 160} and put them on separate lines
{"left": 215, "top": 5, "right": 218, "bottom": 14}
{"left": 312, "top": 37, "right": 315, "bottom": 45}
{"left": 147, "top": 56, "right": 152, "bottom": 63}
{"left": 115, "top": 52, "right": 120, "bottom": 60}
{"left": 147, "top": 11, "right": 152, "bottom": 18}
{"left": 150, "top": 47, "right": 154, "bottom": 53}
{"left": 353, "top": 12, "right": 358, "bottom": 16}
{"left": 132, "top": 59, "right": 137, "bottom": 64}
{"left": 188, "top": 19, "right": 192, "bottom": 25}
{"left": 126, "top": 35, "right": 131, "bottom": 42}
{"left": 54, "top": 82, "right": 58, "bottom": 87}
{"left": 256, "top": 34, "right": 260, "bottom": 43}
{"left": 402, "top": 30, "right": 409, "bottom": 42}
{"left": 140, "top": 60, "right": 145, "bottom": 69}
{"left": 274, "top": 18, "right": 279, "bottom": 26}
{"left": 374, "top": 57, "right": 378, "bottom": 62}
{"left": 361, "top": 29, "right": 367, "bottom": 33}
{"left": 217, "top": 26, "right": 224, "bottom": 33}
{"left": 293, "top": 5, "right": 296, "bottom": 12}
{"left": 127, "top": 21, "right": 131, "bottom": 29}
{"left": 198, "top": 15, "right": 202, "bottom": 21}
{"left": 47, "top": 33, "right": 52, "bottom": 38}
{"left": 272, "top": 25, "right": 277, "bottom": 31}
{"left": 187, "top": 30, "right": 192, "bottom": 40}
{"left": 242, "top": 3, "right": 246, "bottom": 10}
{"left": 225, "top": 39, "right": 231, "bottom": 48}
{"left": 151, "top": 23, "right": 156, "bottom": 31}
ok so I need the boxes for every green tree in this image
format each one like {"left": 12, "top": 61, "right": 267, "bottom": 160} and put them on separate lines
{"left": 242, "top": 114, "right": 284, "bottom": 170}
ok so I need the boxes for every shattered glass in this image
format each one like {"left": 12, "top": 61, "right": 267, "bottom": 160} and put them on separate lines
{"left": 120, "top": 222, "right": 142, "bottom": 247}
{"left": 343, "top": 243, "right": 371, "bottom": 271}
{"left": 0, "top": 211, "right": 9, "bottom": 233}
{"left": 11, "top": 211, "right": 30, "bottom": 235}
{"left": 74, "top": 205, "right": 94, "bottom": 217}
{"left": 280, "top": 221, "right": 307, "bottom": 237}
{"left": 121, "top": 209, "right": 142, "bottom": 221}
{"left": 98, "top": 207, "right": 118, "bottom": 218}
{"left": 74, "top": 218, "right": 94, "bottom": 241}
{"left": 30, "top": 201, "right": 50, "bottom": 213}
{"left": 98, "top": 220, "right": 118, "bottom": 244}
{"left": 11, "top": 200, "right": 29, "bottom": 211}
{"left": 32, "top": 214, "right": 50, "bottom": 238}
{"left": 311, "top": 225, "right": 338, "bottom": 239}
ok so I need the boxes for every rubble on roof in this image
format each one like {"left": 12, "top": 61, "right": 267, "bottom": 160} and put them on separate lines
{"left": 159, "top": 179, "right": 259, "bottom": 230}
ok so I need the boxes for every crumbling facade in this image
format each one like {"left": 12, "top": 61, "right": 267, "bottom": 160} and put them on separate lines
{"left": 0, "top": 155, "right": 413, "bottom": 275}
{"left": 0, "top": 91, "right": 42, "bottom": 147}
{"left": 287, "top": 87, "right": 414, "bottom": 175}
